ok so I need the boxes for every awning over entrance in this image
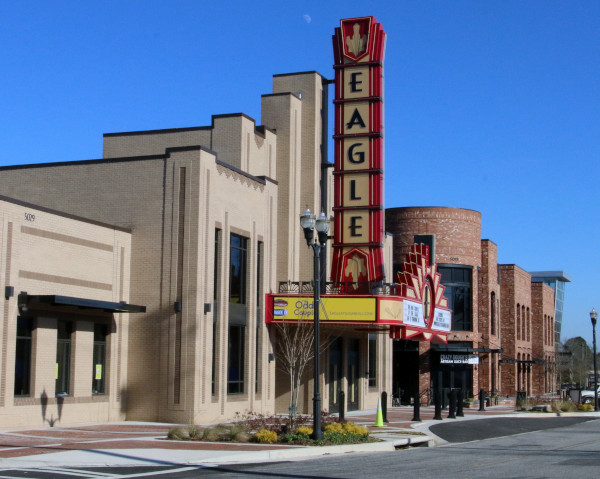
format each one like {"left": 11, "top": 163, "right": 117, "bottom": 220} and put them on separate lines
{"left": 17, "top": 293, "right": 146, "bottom": 313}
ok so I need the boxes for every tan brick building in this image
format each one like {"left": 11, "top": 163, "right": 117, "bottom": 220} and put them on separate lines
{"left": 386, "top": 206, "right": 559, "bottom": 403}
{"left": 0, "top": 72, "right": 393, "bottom": 428}
{"left": 0, "top": 196, "right": 137, "bottom": 428}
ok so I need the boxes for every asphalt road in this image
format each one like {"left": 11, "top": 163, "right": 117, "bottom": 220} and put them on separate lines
{"left": 1, "top": 417, "right": 598, "bottom": 478}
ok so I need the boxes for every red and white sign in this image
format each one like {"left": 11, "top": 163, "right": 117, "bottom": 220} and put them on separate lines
{"left": 331, "top": 17, "right": 386, "bottom": 290}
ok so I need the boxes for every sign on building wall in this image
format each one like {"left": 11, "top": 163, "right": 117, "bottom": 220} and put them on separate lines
{"left": 331, "top": 17, "right": 386, "bottom": 290}
{"left": 391, "top": 244, "right": 451, "bottom": 342}
{"left": 269, "top": 296, "right": 377, "bottom": 322}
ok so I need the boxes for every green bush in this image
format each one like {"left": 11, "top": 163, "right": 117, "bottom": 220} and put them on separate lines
{"left": 579, "top": 403, "right": 594, "bottom": 412}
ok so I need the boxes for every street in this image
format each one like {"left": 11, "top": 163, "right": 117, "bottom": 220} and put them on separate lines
{"left": 1, "top": 417, "right": 598, "bottom": 478}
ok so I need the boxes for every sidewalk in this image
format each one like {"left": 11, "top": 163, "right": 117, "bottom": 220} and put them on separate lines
{"left": 0, "top": 405, "right": 556, "bottom": 468}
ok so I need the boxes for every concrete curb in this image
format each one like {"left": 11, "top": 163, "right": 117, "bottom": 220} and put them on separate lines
{"left": 0, "top": 435, "right": 432, "bottom": 468}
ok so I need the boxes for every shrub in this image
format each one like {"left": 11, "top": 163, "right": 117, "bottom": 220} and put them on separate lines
{"left": 255, "top": 429, "right": 278, "bottom": 444}
{"left": 324, "top": 422, "right": 344, "bottom": 434}
{"left": 295, "top": 426, "right": 313, "bottom": 436}
{"left": 579, "top": 403, "right": 594, "bottom": 412}
{"left": 232, "top": 430, "right": 252, "bottom": 442}
{"left": 550, "top": 400, "right": 578, "bottom": 413}
{"left": 202, "top": 425, "right": 229, "bottom": 442}
{"left": 188, "top": 425, "right": 203, "bottom": 440}
{"left": 167, "top": 427, "right": 188, "bottom": 440}
{"left": 343, "top": 422, "right": 368, "bottom": 436}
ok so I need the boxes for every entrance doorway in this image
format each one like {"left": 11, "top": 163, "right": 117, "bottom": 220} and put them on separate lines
{"left": 392, "top": 340, "right": 420, "bottom": 405}
{"left": 347, "top": 338, "right": 360, "bottom": 411}
{"left": 328, "top": 337, "right": 343, "bottom": 413}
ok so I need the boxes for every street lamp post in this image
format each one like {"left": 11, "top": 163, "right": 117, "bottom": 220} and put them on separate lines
{"left": 300, "top": 208, "right": 330, "bottom": 441}
{"left": 591, "top": 308, "right": 598, "bottom": 411}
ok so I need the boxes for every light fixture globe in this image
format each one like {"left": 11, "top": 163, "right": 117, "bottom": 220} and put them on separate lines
{"left": 300, "top": 208, "right": 316, "bottom": 245}
{"left": 300, "top": 208, "right": 316, "bottom": 230}
{"left": 315, "top": 212, "right": 330, "bottom": 234}
{"left": 591, "top": 308, "right": 598, "bottom": 326}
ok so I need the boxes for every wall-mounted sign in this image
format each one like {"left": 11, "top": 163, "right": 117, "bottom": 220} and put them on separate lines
{"left": 391, "top": 244, "right": 451, "bottom": 343}
{"left": 331, "top": 17, "right": 386, "bottom": 290}
{"left": 440, "top": 354, "right": 479, "bottom": 365}
{"left": 403, "top": 300, "right": 426, "bottom": 328}
{"left": 268, "top": 296, "right": 377, "bottom": 322}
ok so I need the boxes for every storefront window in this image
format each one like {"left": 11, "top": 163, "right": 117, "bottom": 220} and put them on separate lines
{"left": 56, "top": 320, "right": 72, "bottom": 396}
{"left": 92, "top": 323, "right": 108, "bottom": 395}
{"left": 14, "top": 317, "right": 33, "bottom": 397}
{"left": 368, "top": 334, "right": 377, "bottom": 388}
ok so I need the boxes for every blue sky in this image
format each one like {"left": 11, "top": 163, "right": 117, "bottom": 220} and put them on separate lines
{"left": 1, "top": 1, "right": 598, "bottom": 343}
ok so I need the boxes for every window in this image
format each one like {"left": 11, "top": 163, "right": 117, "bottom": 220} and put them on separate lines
{"left": 56, "top": 320, "right": 72, "bottom": 396}
{"left": 229, "top": 234, "right": 248, "bottom": 305}
{"left": 490, "top": 292, "right": 496, "bottom": 335}
{"left": 228, "top": 233, "right": 248, "bottom": 395}
{"left": 516, "top": 304, "right": 521, "bottom": 340}
{"left": 212, "top": 228, "right": 221, "bottom": 396}
{"left": 14, "top": 317, "right": 33, "bottom": 396}
{"left": 92, "top": 323, "right": 108, "bottom": 395}
{"left": 256, "top": 241, "right": 264, "bottom": 394}
{"left": 368, "top": 334, "right": 377, "bottom": 388}
{"left": 439, "top": 266, "right": 472, "bottom": 331}
{"left": 228, "top": 325, "right": 245, "bottom": 394}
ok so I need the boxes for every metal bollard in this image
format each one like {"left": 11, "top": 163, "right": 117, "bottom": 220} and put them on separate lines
{"left": 339, "top": 390, "right": 345, "bottom": 423}
{"left": 456, "top": 389, "right": 464, "bottom": 417}
{"left": 479, "top": 388, "right": 486, "bottom": 411}
{"left": 381, "top": 391, "right": 388, "bottom": 423}
{"left": 433, "top": 389, "right": 443, "bottom": 420}
{"left": 447, "top": 389, "right": 457, "bottom": 419}
{"left": 412, "top": 392, "right": 422, "bottom": 422}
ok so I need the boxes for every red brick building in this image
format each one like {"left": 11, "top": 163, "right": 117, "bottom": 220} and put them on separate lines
{"left": 386, "top": 206, "right": 558, "bottom": 403}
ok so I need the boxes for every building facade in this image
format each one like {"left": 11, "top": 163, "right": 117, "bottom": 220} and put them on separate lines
{"left": 0, "top": 71, "right": 395, "bottom": 428}
{"left": 386, "top": 206, "right": 559, "bottom": 403}
{"left": 0, "top": 196, "right": 137, "bottom": 427}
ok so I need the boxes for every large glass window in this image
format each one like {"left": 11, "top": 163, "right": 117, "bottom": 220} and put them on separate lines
{"left": 56, "top": 320, "right": 72, "bottom": 396}
{"left": 228, "top": 324, "right": 245, "bottom": 394}
{"left": 14, "top": 317, "right": 33, "bottom": 397}
{"left": 368, "top": 334, "right": 377, "bottom": 388}
{"left": 256, "top": 241, "right": 264, "bottom": 394}
{"left": 212, "top": 228, "right": 221, "bottom": 396}
{"left": 228, "top": 233, "right": 248, "bottom": 395}
{"left": 92, "top": 323, "right": 108, "bottom": 395}
{"left": 439, "top": 266, "right": 472, "bottom": 331}
{"left": 229, "top": 234, "right": 248, "bottom": 305}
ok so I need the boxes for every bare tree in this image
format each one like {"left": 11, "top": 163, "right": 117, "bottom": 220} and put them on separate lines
{"left": 273, "top": 318, "right": 336, "bottom": 425}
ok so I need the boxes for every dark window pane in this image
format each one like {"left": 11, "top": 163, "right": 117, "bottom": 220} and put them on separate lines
{"left": 227, "top": 325, "right": 245, "bottom": 394}
{"left": 14, "top": 317, "right": 33, "bottom": 396}
{"left": 229, "top": 234, "right": 247, "bottom": 305}
{"left": 56, "top": 320, "right": 72, "bottom": 396}
{"left": 93, "top": 323, "right": 107, "bottom": 395}
{"left": 368, "top": 334, "right": 377, "bottom": 388}
{"left": 439, "top": 266, "right": 472, "bottom": 332}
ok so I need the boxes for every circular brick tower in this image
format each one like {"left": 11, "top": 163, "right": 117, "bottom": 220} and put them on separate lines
{"left": 385, "top": 206, "right": 483, "bottom": 403}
